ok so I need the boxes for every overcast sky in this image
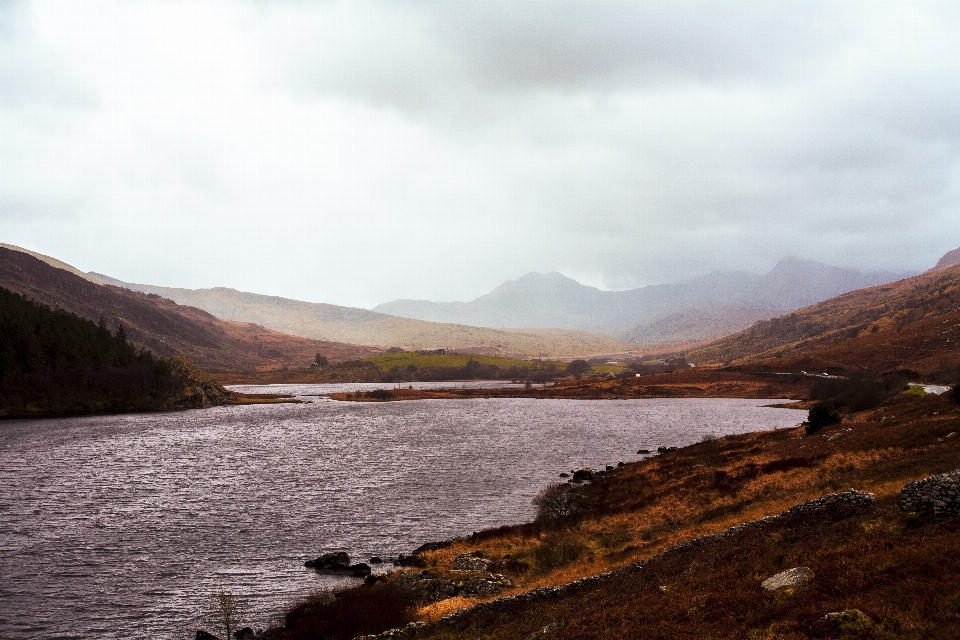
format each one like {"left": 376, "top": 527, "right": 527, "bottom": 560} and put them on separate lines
{"left": 2, "top": 1, "right": 960, "bottom": 308}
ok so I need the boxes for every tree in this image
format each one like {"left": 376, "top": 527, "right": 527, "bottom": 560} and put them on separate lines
{"left": 806, "top": 401, "right": 842, "bottom": 435}
{"left": 533, "top": 483, "right": 590, "bottom": 526}
{"left": 197, "top": 587, "right": 247, "bottom": 640}
{"left": 566, "top": 360, "right": 590, "bottom": 378}
{"left": 314, "top": 353, "right": 329, "bottom": 366}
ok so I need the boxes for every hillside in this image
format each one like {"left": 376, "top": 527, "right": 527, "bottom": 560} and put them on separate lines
{"left": 0, "top": 288, "right": 232, "bottom": 417}
{"left": 90, "top": 274, "right": 640, "bottom": 358}
{"left": 0, "top": 247, "right": 379, "bottom": 371}
{"left": 687, "top": 261, "right": 960, "bottom": 376}
{"left": 374, "top": 258, "right": 908, "bottom": 343}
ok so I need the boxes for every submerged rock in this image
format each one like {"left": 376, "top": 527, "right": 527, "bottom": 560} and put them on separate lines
{"left": 305, "top": 551, "right": 350, "bottom": 570}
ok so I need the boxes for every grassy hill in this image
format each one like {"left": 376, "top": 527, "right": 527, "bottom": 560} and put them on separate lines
{"left": 687, "top": 262, "right": 960, "bottom": 377}
{"left": 90, "top": 274, "right": 640, "bottom": 358}
{"left": 0, "top": 247, "right": 379, "bottom": 372}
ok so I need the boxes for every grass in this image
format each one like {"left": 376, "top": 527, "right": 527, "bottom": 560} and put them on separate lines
{"left": 364, "top": 353, "right": 549, "bottom": 372}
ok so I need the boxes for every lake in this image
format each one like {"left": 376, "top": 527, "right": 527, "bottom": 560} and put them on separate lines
{"left": 0, "top": 384, "right": 803, "bottom": 639}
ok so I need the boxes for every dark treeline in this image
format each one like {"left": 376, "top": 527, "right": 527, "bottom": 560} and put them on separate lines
{"left": 0, "top": 287, "right": 183, "bottom": 417}
{"left": 380, "top": 360, "right": 562, "bottom": 383}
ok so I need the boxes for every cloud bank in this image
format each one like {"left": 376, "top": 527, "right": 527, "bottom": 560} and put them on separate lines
{"left": 2, "top": 1, "right": 959, "bottom": 306}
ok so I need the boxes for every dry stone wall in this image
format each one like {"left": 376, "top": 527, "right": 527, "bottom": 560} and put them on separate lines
{"left": 900, "top": 469, "right": 960, "bottom": 518}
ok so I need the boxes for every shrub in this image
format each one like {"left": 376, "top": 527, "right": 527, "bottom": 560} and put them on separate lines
{"left": 283, "top": 584, "right": 417, "bottom": 640}
{"left": 806, "top": 402, "right": 842, "bottom": 435}
{"left": 531, "top": 535, "right": 587, "bottom": 573}
{"left": 533, "top": 483, "right": 591, "bottom": 526}
{"left": 566, "top": 359, "right": 591, "bottom": 377}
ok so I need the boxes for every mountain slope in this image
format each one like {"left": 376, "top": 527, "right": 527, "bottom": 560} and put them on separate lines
{"left": 91, "top": 274, "right": 640, "bottom": 358}
{"left": 0, "top": 247, "right": 379, "bottom": 371}
{"left": 688, "top": 261, "right": 960, "bottom": 375}
{"left": 373, "top": 259, "right": 909, "bottom": 342}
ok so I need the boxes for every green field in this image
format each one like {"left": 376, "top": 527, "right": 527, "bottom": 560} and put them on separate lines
{"left": 364, "top": 352, "right": 551, "bottom": 372}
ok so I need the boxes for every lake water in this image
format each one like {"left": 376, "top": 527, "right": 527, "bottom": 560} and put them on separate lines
{"left": 0, "top": 384, "right": 803, "bottom": 639}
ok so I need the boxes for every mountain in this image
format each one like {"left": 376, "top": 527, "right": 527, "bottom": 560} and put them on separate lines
{"left": 687, "top": 261, "right": 960, "bottom": 375}
{"left": 87, "top": 275, "right": 639, "bottom": 358}
{"left": 0, "top": 247, "right": 379, "bottom": 371}
{"left": 373, "top": 258, "right": 910, "bottom": 343}
{"left": 930, "top": 245, "right": 960, "bottom": 272}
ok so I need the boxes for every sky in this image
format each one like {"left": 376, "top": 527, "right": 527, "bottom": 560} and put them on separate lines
{"left": 2, "top": 1, "right": 960, "bottom": 308}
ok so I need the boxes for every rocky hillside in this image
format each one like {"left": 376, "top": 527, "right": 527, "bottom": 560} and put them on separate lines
{"left": 688, "top": 261, "right": 960, "bottom": 376}
{"left": 0, "top": 247, "right": 379, "bottom": 371}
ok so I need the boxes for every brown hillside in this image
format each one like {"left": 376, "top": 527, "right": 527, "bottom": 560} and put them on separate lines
{"left": 0, "top": 247, "right": 379, "bottom": 371}
{"left": 931, "top": 246, "right": 960, "bottom": 271}
{"left": 688, "top": 263, "right": 960, "bottom": 376}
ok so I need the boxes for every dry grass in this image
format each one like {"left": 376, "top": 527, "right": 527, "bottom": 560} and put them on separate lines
{"left": 398, "top": 390, "right": 960, "bottom": 637}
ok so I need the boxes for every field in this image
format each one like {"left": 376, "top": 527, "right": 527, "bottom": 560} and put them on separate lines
{"left": 365, "top": 352, "right": 546, "bottom": 372}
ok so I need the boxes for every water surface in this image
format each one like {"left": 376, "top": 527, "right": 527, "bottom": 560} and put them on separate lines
{"left": 0, "top": 385, "right": 802, "bottom": 639}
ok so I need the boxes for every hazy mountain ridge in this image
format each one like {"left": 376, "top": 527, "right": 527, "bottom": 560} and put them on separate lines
{"left": 374, "top": 257, "right": 911, "bottom": 343}
{"left": 89, "top": 274, "right": 640, "bottom": 358}
{"left": 687, "top": 251, "right": 960, "bottom": 374}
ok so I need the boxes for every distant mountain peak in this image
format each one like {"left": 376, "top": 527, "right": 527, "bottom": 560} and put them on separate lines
{"left": 931, "top": 247, "right": 960, "bottom": 272}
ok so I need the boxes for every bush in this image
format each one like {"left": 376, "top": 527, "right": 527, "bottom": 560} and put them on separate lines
{"left": 806, "top": 402, "right": 842, "bottom": 435}
{"left": 566, "top": 359, "right": 591, "bottom": 377}
{"left": 283, "top": 584, "right": 417, "bottom": 640}
{"left": 533, "top": 483, "right": 591, "bottom": 526}
{"left": 531, "top": 535, "right": 587, "bottom": 573}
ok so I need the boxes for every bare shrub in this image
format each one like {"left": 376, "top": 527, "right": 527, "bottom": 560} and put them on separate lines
{"left": 196, "top": 587, "right": 248, "bottom": 640}
{"left": 533, "top": 483, "right": 591, "bottom": 526}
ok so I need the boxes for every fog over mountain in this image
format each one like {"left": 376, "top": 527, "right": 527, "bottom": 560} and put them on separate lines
{"left": 374, "top": 258, "right": 911, "bottom": 343}
{"left": 2, "top": 2, "right": 959, "bottom": 307}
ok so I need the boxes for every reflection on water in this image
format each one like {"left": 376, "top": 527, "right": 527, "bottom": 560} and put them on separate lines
{"left": 0, "top": 385, "right": 802, "bottom": 639}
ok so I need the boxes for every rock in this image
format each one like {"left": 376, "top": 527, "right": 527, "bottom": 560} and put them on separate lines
{"left": 821, "top": 609, "right": 874, "bottom": 633}
{"left": 305, "top": 551, "right": 350, "bottom": 570}
{"left": 559, "top": 472, "right": 570, "bottom": 478}
{"left": 369, "top": 556, "right": 383, "bottom": 564}
{"left": 394, "top": 554, "right": 426, "bottom": 567}
{"left": 761, "top": 566, "right": 814, "bottom": 591}
{"left": 606, "top": 465, "right": 615, "bottom": 471}
{"left": 233, "top": 628, "right": 255, "bottom": 639}
{"left": 636, "top": 449, "right": 650, "bottom": 454}
{"left": 453, "top": 553, "right": 492, "bottom": 571}
{"left": 657, "top": 445, "right": 668, "bottom": 453}
{"left": 526, "top": 622, "right": 564, "bottom": 639}
{"left": 196, "top": 632, "right": 219, "bottom": 640}
{"left": 459, "top": 574, "right": 512, "bottom": 597}
{"left": 392, "top": 571, "right": 457, "bottom": 602}
{"left": 364, "top": 573, "right": 387, "bottom": 585}
{"left": 572, "top": 468, "right": 594, "bottom": 481}
{"left": 350, "top": 563, "right": 372, "bottom": 577}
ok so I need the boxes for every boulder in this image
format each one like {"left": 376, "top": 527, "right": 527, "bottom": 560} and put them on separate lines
{"left": 392, "top": 572, "right": 457, "bottom": 602}
{"left": 636, "top": 449, "right": 651, "bottom": 454}
{"left": 459, "top": 573, "right": 512, "bottom": 597}
{"left": 572, "top": 468, "right": 594, "bottom": 481}
{"left": 349, "top": 563, "right": 372, "bottom": 577}
{"left": 369, "top": 556, "right": 383, "bottom": 564}
{"left": 233, "top": 628, "right": 255, "bottom": 639}
{"left": 304, "top": 551, "right": 350, "bottom": 570}
{"left": 453, "top": 553, "right": 492, "bottom": 572}
{"left": 761, "top": 566, "right": 814, "bottom": 591}
{"left": 821, "top": 609, "right": 874, "bottom": 634}
{"left": 196, "top": 632, "right": 219, "bottom": 640}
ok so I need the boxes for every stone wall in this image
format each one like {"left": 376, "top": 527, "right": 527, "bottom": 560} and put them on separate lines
{"left": 900, "top": 469, "right": 960, "bottom": 518}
